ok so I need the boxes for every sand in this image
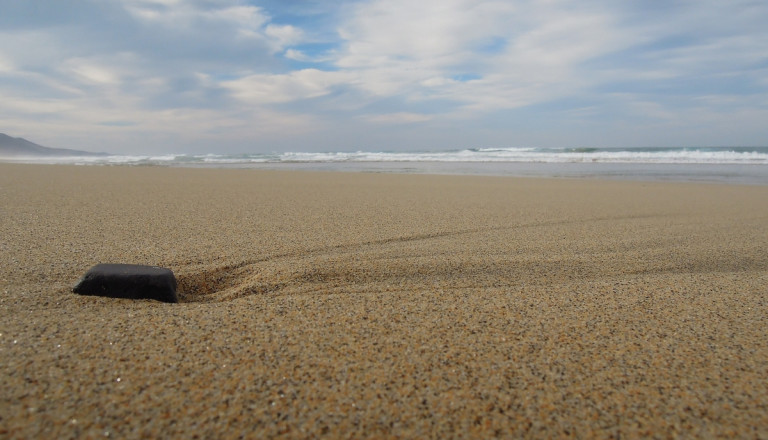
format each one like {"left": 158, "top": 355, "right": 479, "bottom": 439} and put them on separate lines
{"left": 1, "top": 163, "right": 767, "bottom": 438}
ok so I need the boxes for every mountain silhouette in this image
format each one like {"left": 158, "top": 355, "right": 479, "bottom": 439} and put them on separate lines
{"left": 0, "top": 133, "right": 104, "bottom": 156}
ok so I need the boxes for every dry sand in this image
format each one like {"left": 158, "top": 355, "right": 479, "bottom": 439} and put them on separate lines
{"left": 1, "top": 163, "right": 767, "bottom": 438}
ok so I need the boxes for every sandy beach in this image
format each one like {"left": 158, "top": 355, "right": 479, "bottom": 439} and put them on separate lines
{"left": 1, "top": 163, "right": 767, "bottom": 438}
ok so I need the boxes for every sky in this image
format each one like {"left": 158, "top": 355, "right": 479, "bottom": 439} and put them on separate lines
{"left": 1, "top": 0, "right": 767, "bottom": 154}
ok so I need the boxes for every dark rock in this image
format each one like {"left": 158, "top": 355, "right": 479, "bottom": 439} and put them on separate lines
{"left": 73, "top": 264, "right": 178, "bottom": 303}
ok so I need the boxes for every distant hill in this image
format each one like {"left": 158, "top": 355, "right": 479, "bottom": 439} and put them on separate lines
{"left": 0, "top": 133, "right": 104, "bottom": 157}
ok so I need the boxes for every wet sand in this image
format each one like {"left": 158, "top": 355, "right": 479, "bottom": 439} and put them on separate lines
{"left": 1, "top": 163, "right": 767, "bottom": 438}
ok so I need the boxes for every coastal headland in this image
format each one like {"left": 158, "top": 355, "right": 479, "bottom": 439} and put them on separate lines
{"left": 1, "top": 164, "right": 766, "bottom": 437}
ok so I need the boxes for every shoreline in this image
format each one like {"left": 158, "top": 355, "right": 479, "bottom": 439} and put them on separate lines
{"left": 2, "top": 160, "right": 768, "bottom": 185}
{"left": 193, "top": 160, "right": 768, "bottom": 185}
{"left": 2, "top": 163, "right": 767, "bottom": 437}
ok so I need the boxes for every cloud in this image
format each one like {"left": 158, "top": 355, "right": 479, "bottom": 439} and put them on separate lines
{"left": 330, "top": 0, "right": 634, "bottom": 115}
{"left": 284, "top": 48, "right": 335, "bottom": 64}
{"left": 337, "top": 0, "right": 512, "bottom": 67}
{"left": 223, "top": 69, "right": 356, "bottom": 104}
{"left": 0, "top": 0, "right": 767, "bottom": 153}
{"left": 0, "top": 53, "right": 12, "bottom": 72}
{"left": 263, "top": 23, "right": 304, "bottom": 49}
{"left": 324, "top": 0, "right": 768, "bottom": 131}
{"left": 62, "top": 58, "right": 123, "bottom": 86}
{"left": 0, "top": 0, "right": 318, "bottom": 150}
{"left": 361, "top": 112, "right": 433, "bottom": 124}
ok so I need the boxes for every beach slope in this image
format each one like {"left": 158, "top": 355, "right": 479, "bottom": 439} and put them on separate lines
{"left": 1, "top": 164, "right": 767, "bottom": 438}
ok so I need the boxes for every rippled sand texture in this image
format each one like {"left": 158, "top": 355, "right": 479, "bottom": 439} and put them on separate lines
{"left": 1, "top": 164, "right": 767, "bottom": 438}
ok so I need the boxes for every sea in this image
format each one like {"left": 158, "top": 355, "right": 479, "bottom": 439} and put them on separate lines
{"left": 4, "top": 146, "right": 768, "bottom": 185}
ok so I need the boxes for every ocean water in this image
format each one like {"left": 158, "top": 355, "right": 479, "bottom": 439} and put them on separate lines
{"left": 4, "top": 146, "right": 768, "bottom": 184}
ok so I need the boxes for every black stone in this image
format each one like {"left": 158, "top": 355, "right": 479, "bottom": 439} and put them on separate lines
{"left": 73, "top": 264, "right": 178, "bottom": 303}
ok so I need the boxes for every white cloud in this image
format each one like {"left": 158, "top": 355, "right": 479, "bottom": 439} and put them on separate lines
{"left": 121, "top": 1, "right": 302, "bottom": 52}
{"left": 223, "top": 69, "right": 355, "bottom": 104}
{"left": 0, "top": 53, "right": 13, "bottom": 72}
{"left": 264, "top": 24, "right": 304, "bottom": 49}
{"left": 209, "top": 5, "right": 268, "bottom": 28}
{"left": 283, "top": 49, "right": 335, "bottom": 63}
{"left": 63, "top": 58, "right": 122, "bottom": 85}
{"left": 1, "top": 96, "right": 77, "bottom": 116}
{"left": 338, "top": 0, "right": 513, "bottom": 67}
{"left": 361, "top": 112, "right": 433, "bottom": 124}
{"left": 330, "top": 0, "right": 635, "bottom": 113}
